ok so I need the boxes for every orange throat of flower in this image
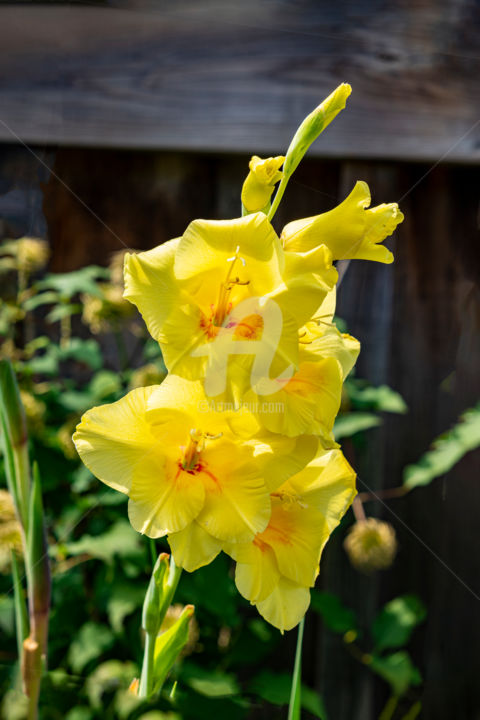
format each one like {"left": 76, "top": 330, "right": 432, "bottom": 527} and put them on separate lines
{"left": 179, "top": 429, "right": 222, "bottom": 473}
{"left": 199, "top": 246, "right": 253, "bottom": 339}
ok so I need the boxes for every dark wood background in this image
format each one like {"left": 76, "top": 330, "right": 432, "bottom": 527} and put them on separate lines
{"left": 1, "top": 2, "right": 479, "bottom": 719}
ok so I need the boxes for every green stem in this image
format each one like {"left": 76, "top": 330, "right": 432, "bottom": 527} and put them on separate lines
{"left": 59, "top": 312, "right": 71, "bottom": 349}
{"left": 288, "top": 618, "right": 305, "bottom": 720}
{"left": 139, "top": 632, "right": 156, "bottom": 698}
{"left": 379, "top": 695, "right": 399, "bottom": 720}
{"left": 267, "top": 175, "right": 288, "bottom": 223}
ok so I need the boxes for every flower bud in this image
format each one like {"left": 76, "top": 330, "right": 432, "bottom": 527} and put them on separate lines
{"left": 241, "top": 155, "right": 284, "bottom": 213}
{"left": 284, "top": 83, "right": 352, "bottom": 177}
{"left": 344, "top": 517, "right": 397, "bottom": 573}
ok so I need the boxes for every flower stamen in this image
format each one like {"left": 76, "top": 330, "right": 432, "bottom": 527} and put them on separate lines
{"left": 180, "top": 429, "right": 223, "bottom": 471}
{"left": 213, "top": 247, "right": 248, "bottom": 327}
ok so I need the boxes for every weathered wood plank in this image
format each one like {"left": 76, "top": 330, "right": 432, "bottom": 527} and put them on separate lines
{"left": 0, "top": 2, "right": 479, "bottom": 161}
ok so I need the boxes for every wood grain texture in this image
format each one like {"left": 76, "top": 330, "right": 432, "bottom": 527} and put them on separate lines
{"left": 0, "top": 1, "right": 479, "bottom": 161}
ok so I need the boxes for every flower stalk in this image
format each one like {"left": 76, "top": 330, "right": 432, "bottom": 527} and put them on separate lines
{"left": 0, "top": 361, "right": 51, "bottom": 720}
{"left": 288, "top": 617, "right": 305, "bottom": 720}
{"left": 268, "top": 83, "right": 351, "bottom": 222}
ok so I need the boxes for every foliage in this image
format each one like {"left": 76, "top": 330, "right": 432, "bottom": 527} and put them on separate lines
{"left": 334, "top": 366, "right": 407, "bottom": 440}
{"left": 403, "top": 403, "right": 480, "bottom": 489}
{"left": 310, "top": 591, "right": 425, "bottom": 702}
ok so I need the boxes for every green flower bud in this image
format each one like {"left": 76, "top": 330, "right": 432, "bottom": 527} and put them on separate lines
{"left": 284, "top": 83, "right": 352, "bottom": 178}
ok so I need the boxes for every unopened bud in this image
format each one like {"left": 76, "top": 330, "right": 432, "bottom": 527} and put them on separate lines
{"left": 284, "top": 83, "right": 352, "bottom": 177}
{"left": 241, "top": 155, "right": 284, "bottom": 213}
{"left": 344, "top": 518, "right": 397, "bottom": 573}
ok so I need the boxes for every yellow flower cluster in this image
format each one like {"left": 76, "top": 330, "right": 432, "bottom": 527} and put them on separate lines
{"left": 74, "top": 88, "right": 403, "bottom": 632}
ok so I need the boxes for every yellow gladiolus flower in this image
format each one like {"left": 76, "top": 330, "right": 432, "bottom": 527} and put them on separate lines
{"left": 281, "top": 181, "right": 404, "bottom": 263}
{"left": 242, "top": 317, "right": 359, "bottom": 438}
{"left": 241, "top": 155, "right": 284, "bottom": 213}
{"left": 225, "top": 448, "right": 356, "bottom": 631}
{"left": 124, "top": 213, "right": 337, "bottom": 403}
{"left": 73, "top": 375, "right": 314, "bottom": 568}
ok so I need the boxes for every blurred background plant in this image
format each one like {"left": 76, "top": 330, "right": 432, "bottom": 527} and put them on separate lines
{"left": 1, "top": 239, "right": 479, "bottom": 720}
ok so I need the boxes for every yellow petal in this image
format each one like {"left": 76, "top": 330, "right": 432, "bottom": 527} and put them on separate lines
{"left": 261, "top": 499, "right": 327, "bottom": 586}
{"left": 281, "top": 181, "right": 403, "bottom": 263}
{"left": 300, "top": 325, "right": 360, "bottom": 379}
{"left": 168, "top": 522, "right": 222, "bottom": 572}
{"left": 174, "top": 214, "right": 284, "bottom": 295}
{"left": 128, "top": 456, "right": 206, "bottom": 537}
{"left": 248, "top": 432, "right": 319, "bottom": 492}
{"left": 123, "top": 239, "right": 186, "bottom": 342}
{"left": 73, "top": 386, "right": 159, "bottom": 495}
{"left": 288, "top": 449, "right": 357, "bottom": 537}
{"left": 271, "top": 244, "right": 338, "bottom": 327}
{"left": 234, "top": 541, "right": 281, "bottom": 603}
{"left": 195, "top": 441, "right": 271, "bottom": 542}
{"left": 315, "top": 287, "right": 336, "bottom": 323}
{"left": 252, "top": 357, "right": 343, "bottom": 437}
{"left": 147, "top": 374, "right": 259, "bottom": 440}
{"left": 256, "top": 578, "right": 311, "bottom": 633}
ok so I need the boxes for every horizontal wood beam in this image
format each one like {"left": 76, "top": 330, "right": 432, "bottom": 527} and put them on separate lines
{"left": 0, "top": 2, "right": 479, "bottom": 162}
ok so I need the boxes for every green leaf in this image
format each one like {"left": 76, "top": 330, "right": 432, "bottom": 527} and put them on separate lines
{"left": 37, "top": 266, "right": 108, "bottom": 299}
{"left": 334, "top": 413, "right": 381, "bottom": 440}
{"left": 0, "top": 359, "right": 30, "bottom": 527}
{"left": 68, "top": 622, "right": 115, "bottom": 673}
{"left": 88, "top": 370, "right": 122, "bottom": 400}
{"left": 57, "top": 390, "right": 93, "bottom": 414}
{"left": 65, "top": 707, "right": 95, "bottom": 720}
{"left": 57, "top": 338, "right": 102, "bottom": 370}
{"left": 64, "top": 520, "right": 141, "bottom": 564}
{"left": 369, "top": 651, "right": 421, "bottom": 697}
{"left": 65, "top": 708, "right": 95, "bottom": 720}
{"left": 0, "top": 594, "right": 15, "bottom": 636}
{"left": 27, "top": 347, "right": 59, "bottom": 376}
{"left": 85, "top": 660, "right": 137, "bottom": 709}
{"left": 27, "top": 463, "right": 51, "bottom": 619}
{"left": 310, "top": 591, "right": 358, "bottom": 634}
{"left": 46, "top": 303, "right": 82, "bottom": 323}
{"left": 347, "top": 381, "right": 408, "bottom": 414}
{"left": 107, "top": 582, "right": 145, "bottom": 633}
{"left": 403, "top": 403, "right": 480, "bottom": 489}
{"left": 184, "top": 667, "right": 239, "bottom": 698}
{"left": 372, "top": 595, "right": 426, "bottom": 652}
{"left": 302, "top": 687, "right": 328, "bottom": 720}
{"left": 249, "top": 671, "right": 327, "bottom": 719}
{"left": 177, "top": 555, "right": 238, "bottom": 625}
{"left": 23, "top": 291, "right": 59, "bottom": 311}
